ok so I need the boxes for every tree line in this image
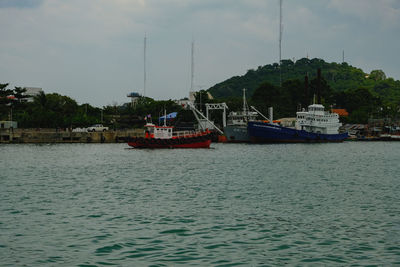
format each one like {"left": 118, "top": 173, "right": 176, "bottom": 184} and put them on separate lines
{"left": 249, "top": 76, "right": 385, "bottom": 124}
{"left": 199, "top": 71, "right": 398, "bottom": 124}
{"left": 206, "top": 58, "right": 400, "bottom": 124}
{"left": 2, "top": 65, "right": 399, "bottom": 129}
{"left": 1, "top": 83, "right": 193, "bottom": 129}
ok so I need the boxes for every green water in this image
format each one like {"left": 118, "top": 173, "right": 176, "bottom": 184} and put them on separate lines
{"left": 1, "top": 142, "right": 399, "bottom": 266}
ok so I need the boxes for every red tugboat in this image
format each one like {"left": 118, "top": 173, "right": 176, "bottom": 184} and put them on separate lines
{"left": 127, "top": 122, "right": 212, "bottom": 149}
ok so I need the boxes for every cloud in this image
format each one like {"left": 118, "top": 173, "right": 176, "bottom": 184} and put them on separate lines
{"left": 1, "top": 0, "right": 399, "bottom": 106}
{"left": 328, "top": 0, "right": 400, "bottom": 29}
{"left": 0, "top": 0, "right": 43, "bottom": 9}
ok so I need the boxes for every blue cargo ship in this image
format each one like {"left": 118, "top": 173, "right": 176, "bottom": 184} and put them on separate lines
{"left": 248, "top": 104, "right": 348, "bottom": 143}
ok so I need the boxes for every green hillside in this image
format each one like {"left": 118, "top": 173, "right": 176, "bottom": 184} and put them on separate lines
{"left": 204, "top": 58, "right": 400, "bottom": 124}
{"left": 208, "top": 58, "right": 400, "bottom": 104}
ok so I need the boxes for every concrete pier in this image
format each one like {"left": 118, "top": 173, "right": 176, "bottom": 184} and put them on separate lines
{"left": 0, "top": 128, "right": 143, "bottom": 144}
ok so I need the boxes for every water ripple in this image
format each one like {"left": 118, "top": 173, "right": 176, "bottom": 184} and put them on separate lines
{"left": 1, "top": 143, "right": 399, "bottom": 265}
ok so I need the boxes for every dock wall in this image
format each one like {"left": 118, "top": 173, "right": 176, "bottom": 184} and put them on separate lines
{"left": 0, "top": 129, "right": 143, "bottom": 144}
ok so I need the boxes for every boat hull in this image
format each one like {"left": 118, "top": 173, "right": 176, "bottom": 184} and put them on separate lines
{"left": 224, "top": 125, "right": 250, "bottom": 142}
{"left": 248, "top": 121, "right": 348, "bottom": 143}
{"left": 127, "top": 135, "right": 212, "bottom": 148}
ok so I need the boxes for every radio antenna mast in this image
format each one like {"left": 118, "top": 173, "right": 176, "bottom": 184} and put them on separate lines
{"left": 342, "top": 50, "right": 345, "bottom": 63}
{"left": 279, "top": 0, "right": 283, "bottom": 86}
{"left": 143, "top": 34, "right": 147, "bottom": 98}
{"left": 191, "top": 39, "right": 194, "bottom": 92}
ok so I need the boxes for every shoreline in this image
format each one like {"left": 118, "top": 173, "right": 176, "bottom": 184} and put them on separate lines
{"left": 1, "top": 129, "right": 399, "bottom": 144}
{"left": 0, "top": 128, "right": 143, "bottom": 144}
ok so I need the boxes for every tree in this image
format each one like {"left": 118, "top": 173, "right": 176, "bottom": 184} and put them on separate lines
{"left": 369, "top": 70, "right": 386, "bottom": 81}
{"left": 34, "top": 91, "right": 47, "bottom": 109}
{"left": 309, "top": 75, "right": 334, "bottom": 105}
{"left": 280, "top": 79, "right": 304, "bottom": 115}
{"left": 19, "top": 92, "right": 83, "bottom": 128}
{"left": 333, "top": 87, "right": 381, "bottom": 123}
{"left": 13, "top": 87, "right": 27, "bottom": 101}
{"left": 0, "top": 83, "right": 12, "bottom": 100}
{"left": 194, "top": 90, "right": 211, "bottom": 113}
{"left": 0, "top": 83, "right": 13, "bottom": 104}
{"left": 251, "top": 82, "right": 283, "bottom": 117}
{"left": 12, "top": 87, "right": 28, "bottom": 110}
{"left": 0, "top": 83, "right": 13, "bottom": 120}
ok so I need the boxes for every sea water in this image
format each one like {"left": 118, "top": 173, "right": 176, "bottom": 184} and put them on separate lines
{"left": 1, "top": 142, "right": 399, "bottom": 266}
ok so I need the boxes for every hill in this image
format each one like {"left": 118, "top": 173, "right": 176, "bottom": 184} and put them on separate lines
{"left": 208, "top": 58, "right": 400, "bottom": 104}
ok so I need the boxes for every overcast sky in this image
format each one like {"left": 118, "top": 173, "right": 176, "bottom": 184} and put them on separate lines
{"left": 1, "top": 0, "right": 399, "bottom": 107}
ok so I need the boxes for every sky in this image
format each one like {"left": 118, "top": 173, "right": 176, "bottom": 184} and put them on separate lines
{"left": 1, "top": 0, "right": 400, "bottom": 107}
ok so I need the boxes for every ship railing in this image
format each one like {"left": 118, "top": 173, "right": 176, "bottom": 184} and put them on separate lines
{"left": 173, "top": 130, "right": 205, "bottom": 138}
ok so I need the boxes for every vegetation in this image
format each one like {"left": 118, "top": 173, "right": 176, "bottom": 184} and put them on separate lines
{"left": 2, "top": 58, "right": 400, "bottom": 128}
{"left": 249, "top": 79, "right": 384, "bottom": 124}
{"left": 0, "top": 85, "right": 192, "bottom": 129}
{"left": 208, "top": 58, "right": 400, "bottom": 124}
{"left": 208, "top": 58, "right": 400, "bottom": 100}
{"left": 0, "top": 83, "right": 13, "bottom": 116}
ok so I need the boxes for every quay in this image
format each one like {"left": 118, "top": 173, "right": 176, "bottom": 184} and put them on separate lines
{"left": 0, "top": 128, "right": 143, "bottom": 144}
{"left": 2, "top": 128, "right": 400, "bottom": 144}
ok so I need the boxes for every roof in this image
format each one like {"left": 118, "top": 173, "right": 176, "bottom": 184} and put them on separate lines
{"left": 127, "top": 92, "right": 140, "bottom": 97}
{"left": 309, "top": 104, "right": 324, "bottom": 108}
{"left": 344, "top": 124, "right": 365, "bottom": 130}
{"left": 331, "top": 109, "right": 349, "bottom": 116}
{"left": 159, "top": 112, "right": 177, "bottom": 120}
{"left": 23, "top": 87, "right": 43, "bottom": 96}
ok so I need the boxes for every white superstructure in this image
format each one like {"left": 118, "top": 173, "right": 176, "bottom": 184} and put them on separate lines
{"left": 227, "top": 111, "right": 257, "bottom": 126}
{"left": 226, "top": 88, "right": 257, "bottom": 126}
{"left": 295, "top": 104, "right": 341, "bottom": 134}
{"left": 145, "top": 123, "right": 173, "bottom": 139}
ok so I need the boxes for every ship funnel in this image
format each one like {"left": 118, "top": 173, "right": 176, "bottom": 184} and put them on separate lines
{"left": 304, "top": 74, "right": 309, "bottom": 106}
{"left": 317, "top": 68, "right": 322, "bottom": 104}
{"left": 269, "top": 107, "right": 273, "bottom": 124}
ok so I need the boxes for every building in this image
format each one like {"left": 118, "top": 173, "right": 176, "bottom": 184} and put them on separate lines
{"left": 0, "top": 121, "right": 17, "bottom": 129}
{"left": 331, "top": 108, "right": 349, "bottom": 117}
{"left": 127, "top": 92, "right": 141, "bottom": 108}
{"left": 23, "top": 87, "right": 43, "bottom": 102}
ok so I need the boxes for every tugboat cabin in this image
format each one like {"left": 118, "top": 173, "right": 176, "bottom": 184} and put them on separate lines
{"left": 144, "top": 123, "right": 173, "bottom": 139}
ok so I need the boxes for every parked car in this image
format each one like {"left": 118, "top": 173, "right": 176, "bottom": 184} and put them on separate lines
{"left": 87, "top": 124, "right": 109, "bottom": 132}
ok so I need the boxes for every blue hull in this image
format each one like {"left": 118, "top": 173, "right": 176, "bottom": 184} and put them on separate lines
{"left": 248, "top": 121, "right": 348, "bottom": 143}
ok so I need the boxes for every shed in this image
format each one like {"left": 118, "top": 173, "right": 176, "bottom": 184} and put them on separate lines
{"left": 0, "top": 121, "right": 18, "bottom": 129}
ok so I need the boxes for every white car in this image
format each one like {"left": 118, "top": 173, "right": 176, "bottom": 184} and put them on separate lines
{"left": 87, "top": 124, "right": 109, "bottom": 132}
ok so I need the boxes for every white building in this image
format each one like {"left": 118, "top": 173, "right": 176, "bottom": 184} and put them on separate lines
{"left": 0, "top": 121, "right": 17, "bottom": 129}
{"left": 23, "top": 87, "right": 43, "bottom": 102}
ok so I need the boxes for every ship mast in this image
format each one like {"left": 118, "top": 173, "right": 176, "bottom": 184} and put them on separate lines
{"left": 191, "top": 39, "right": 194, "bottom": 93}
{"left": 143, "top": 34, "right": 147, "bottom": 98}
{"left": 279, "top": 0, "right": 283, "bottom": 86}
{"left": 242, "top": 88, "right": 249, "bottom": 118}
